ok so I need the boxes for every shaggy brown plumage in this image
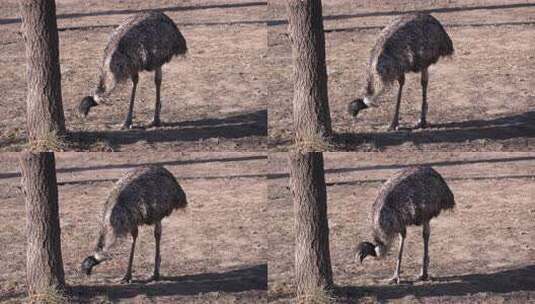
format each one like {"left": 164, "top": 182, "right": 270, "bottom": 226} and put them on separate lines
{"left": 81, "top": 165, "right": 187, "bottom": 283}
{"left": 78, "top": 12, "right": 187, "bottom": 129}
{"left": 355, "top": 166, "right": 454, "bottom": 284}
{"left": 348, "top": 13, "right": 454, "bottom": 130}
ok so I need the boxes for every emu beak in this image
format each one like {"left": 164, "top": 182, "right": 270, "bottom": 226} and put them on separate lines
{"left": 356, "top": 250, "right": 368, "bottom": 264}
{"left": 355, "top": 252, "right": 363, "bottom": 264}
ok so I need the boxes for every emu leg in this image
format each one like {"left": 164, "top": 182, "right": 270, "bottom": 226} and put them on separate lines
{"left": 389, "top": 232, "right": 405, "bottom": 284}
{"left": 389, "top": 75, "right": 405, "bottom": 131}
{"left": 415, "top": 68, "right": 429, "bottom": 129}
{"left": 122, "top": 74, "right": 139, "bottom": 129}
{"left": 121, "top": 228, "right": 138, "bottom": 283}
{"left": 148, "top": 67, "right": 162, "bottom": 128}
{"left": 417, "top": 221, "right": 431, "bottom": 281}
{"left": 150, "top": 221, "right": 162, "bottom": 281}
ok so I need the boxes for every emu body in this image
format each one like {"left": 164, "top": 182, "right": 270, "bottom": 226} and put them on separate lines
{"left": 81, "top": 165, "right": 187, "bottom": 283}
{"left": 78, "top": 12, "right": 187, "bottom": 129}
{"left": 348, "top": 13, "right": 453, "bottom": 130}
{"left": 355, "top": 166, "right": 454, "bottom": 284}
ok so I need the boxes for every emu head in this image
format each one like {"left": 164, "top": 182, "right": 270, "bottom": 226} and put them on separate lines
{"left": 78, "top": 96, "right": 98, "bottom": 118}
{"left": 81, "top": 251, "right": 110, "bottom": 276}
{"left": 80, "top": 256, "right": 101, "bottom": 275}
{"left": 355, "top": 241, "right": 377, "bottom": 264}
{"left": 348, "top": 98, "right": 369, "bottom": 119}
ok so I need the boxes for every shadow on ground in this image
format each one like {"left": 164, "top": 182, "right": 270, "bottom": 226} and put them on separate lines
{"left": 336, "top": 111, "right": 535, "bottom": 150}
{"left": 70, "top": 264, "right": 267, "bottom": 301}
{"left": 267, "top": 155, "right": 535, "bottom": 180}
{"left": 69, "top": 110, "right": 267, "bottom": 150}
{"left": 339, "top": 264, "right": 535, "bottom": 302}
{"left": 0, "top": 2, "right": 266, "bottom": 25}
{"left": 267, "top": 2, "right": 535, "bottom": 26}
{"left": 0, "top": 155, "right": 267, "bottom": 180}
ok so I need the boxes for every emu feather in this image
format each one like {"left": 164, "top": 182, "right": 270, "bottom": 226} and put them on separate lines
{"left": 81, "top": 165, "right": 187, "bottom": 283}
{"left": 355, "top": 166, "right": 454, "bottom": 284}
{"left": 348, "top": 13, "right": 454, "bottom": 130}
{"left": 78, "top": 12, "right": 187, "bottom": 129}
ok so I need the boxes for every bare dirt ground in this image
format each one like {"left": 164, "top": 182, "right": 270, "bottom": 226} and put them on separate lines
{"left": 0, "top": 0, "right": 267, "bottom": 152}
{"left": 268, "top": 0, "right": 535, "bottom": 151}
{"left": 268, "top": 152, "right": 535, "bottom": 303}
{"left": 0, "top": 153, "right": 267, "bottom": 303}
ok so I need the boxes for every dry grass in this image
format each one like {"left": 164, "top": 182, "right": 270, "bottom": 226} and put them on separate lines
{"left": 26, "top": 131, "right": 68, "bottom": 152}
{"left": 0, "top": 0, "right": 268, "bottom": 152}
{"left": 268, "top": 152, "right": 535, "bottom": 303}
{"left": 268, "top": 0, "right": 535, "bottom": 151}
{"left": 27, "top": 287, "right": 70, "bottom": 304}
{"left": 297, "top": 287, "right": 337, "bottom": 304}
{"left": 0, "top": 152, "right": 267, "bottom": 303}
{"left": 292, "top": 136, "right": 338, "bottom": 152}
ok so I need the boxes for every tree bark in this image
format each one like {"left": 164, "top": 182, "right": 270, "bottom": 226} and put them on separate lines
{"left": 20, "top": 0, "right": 66, "bottom": 143}
{"left": 289, "top": 152, "right": 333, "bottom": 299}
{"left": 20, "top": 152, "right": 65, "bottom": 297}
{"left": 288, "top": 0, "right": 332, "bottom": 146}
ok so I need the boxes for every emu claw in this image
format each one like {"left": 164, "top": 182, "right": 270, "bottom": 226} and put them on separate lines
{"left": 148, "top": 274, "right": 160, "bottom": 282}
{"left": 121, "top": 123, "right": 133, "bottom": 130}
{"left": 120, "top": 276, "right": 132, "bottom": 284}
{"left": 387, "top": 124, "right": 400, "bottom": 131}
{"left": 416, "top": 274, "right": 429, "bottom": 282}
{"left": 146, "top": 119, "right": 161, "bottom": 128}
{"left": 388, "top": 276, "right": 400, "bottom": 285}
{"left": 414, "top": 120, "right": 427, "bottom": 129}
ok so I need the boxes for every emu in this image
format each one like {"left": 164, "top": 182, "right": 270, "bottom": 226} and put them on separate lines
{"left": 81, "top": 165, "right": 187, "bottom": 283}
{"left": 78, "top": 12, "right": 187, "bottom": 129}
{"left": 355, "top": 166, "right": 454, "bottom": 284}
{"left": 348, "top": 13, "right": 454, "bottom": 131}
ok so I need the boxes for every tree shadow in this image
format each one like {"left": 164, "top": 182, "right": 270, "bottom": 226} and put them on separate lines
{"left": 339, "top": 264, "right": 535, "bottom": 301}
{"left": 325, "top": 173, "right": 535, "bottom": 187}
{"left": 58, "top": 19, "right": 268, "bottom": 32}
{"left": 0, "top": 2, "right": 266, "bottom": 25}
{"left": 267, "top": 2, "right": 535, "bottom": 26}
{"left": 68, "top": 109, "right": 267, "bottom": 150}
{"left": 0, "top": 291, "right": 26, "bottom": 303}
{"left": 325, "top": 20, "right": 535, "bottom": 33}
{"left": 267, "top": 155, "right": 535, "bottom": 180}
{"left": 336, "top": 111, "right": 535, "bottom": 150}
{"left": 70, "top": 264, "right": 267, "bottom": 301}
{"left": 0, "top": 155, "right": 267, "bottom": 180}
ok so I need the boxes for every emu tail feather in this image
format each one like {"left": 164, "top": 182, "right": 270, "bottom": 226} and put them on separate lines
{"left": 441, "top": 34, "right": 454, "bottom": 57}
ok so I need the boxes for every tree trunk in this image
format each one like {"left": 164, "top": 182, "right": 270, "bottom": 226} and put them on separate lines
{"left": 20, "top": 152, "right": 65, "bottom": 297}
{"left": 289, "top": 152, "right": 333, "bottom": 299}
{"left": 288, "top": 0, "right": 332, "bottom": 146}
{"left": 20, "top": 0, "right": 66, "bottom": 143}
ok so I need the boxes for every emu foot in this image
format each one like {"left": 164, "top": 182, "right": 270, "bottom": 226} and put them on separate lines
{"left": 148, "top": 273, "right": 160, "bottom": 282}
{"left": 387, "top": 275, "right": 401, "bottom": 285}
{"left": 121, "top": 122, "right": 133, "bottom": 130}
{"left": 416, "top": 273, "right": 429, "bottom": 282}
{"left": 414, "top": 120, "right": 428, "bottom": 129}
{"left": 146, "top": 119, "right": 161, "bottom": 128}
{"left": 119, "top": 275, "right": 132, "bottom": 284}
{"left": 387, "top": 124, "right": 400, "bottom": 131}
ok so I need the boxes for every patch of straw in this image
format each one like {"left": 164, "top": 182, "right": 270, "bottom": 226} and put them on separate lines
{"left": 297, "top": 287, "right": 337, "bottom": 304}
{"left": 27, "top": 287, "right": 70, "bottom": 304}
{"left": 27, "top": 131, "right": 67, "bottom": 152}
{"left": 292, "top": 136, "right": 336, "bottom": 152}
